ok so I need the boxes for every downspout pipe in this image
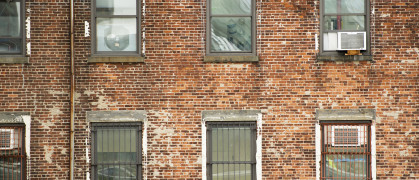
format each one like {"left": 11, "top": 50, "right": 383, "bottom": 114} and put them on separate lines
{"left": 70, "top": 0, "right": 75, "bottom": 178}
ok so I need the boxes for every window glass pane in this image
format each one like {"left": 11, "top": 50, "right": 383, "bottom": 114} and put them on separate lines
{"left": 211, "top": 0, "right": 251, "bottom": 15}
{"left": 212, "top": 164, "right": 252, "bottom": 179}
{"left": 211, "top": 17, "right": 252, "bottom": 52}
{"left": 324, "top": 0, "right": 364, "bottom": 14}
{"left": 211, "top": 126, "right": 252, "bottom": 162}
{"left": 324, "top": 16, "right": 365, "bottom": 30}
{"left": 0, "top": 38, "right": 22, "bottom": 53}
{"left": 96, "top": 0, "right": 136, "bottom": 15}
{"left": 323, "top": 32, "right": 338, "bottom": 51}
{"left": 97, "top": 165, "right": 136, "bottom": 180}
{"left": 324, "top": 154, "right": 368, "bottom": 178}
{"left": 0, "top": 2, "right": 21, "bottom": 37}
{"left": 96, "top": 128, "right": 137, "bottom": 163}
{"left": 96, "top": 18, "right": 137, "bottom": 52}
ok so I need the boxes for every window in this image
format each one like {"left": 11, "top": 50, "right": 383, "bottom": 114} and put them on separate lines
{"left": 320, "top": 122, "right": 371, "bottom": 180}
{"left": 206, "top": 0, "right": 256, "bottom": 56}
{"left": 207, "top": 122, "right": 256, "bottom": 179}
{"left": 0, "top": 125, "right": 26, "bottom": 180}
{"left": 0, "top": 0, "right": 25, "bottom": 55}
{"left": 320, "top": 0, "right": 370, "bottom": 55}
{"left": 91, "top": 123, "right": 142, "bottom": 180}
{"left": 92, "top": 0, "right": 140, "bottom": 55}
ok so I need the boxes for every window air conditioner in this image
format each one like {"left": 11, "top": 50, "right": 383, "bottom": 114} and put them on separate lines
{"left": 337, "top": 32, "right": 366, "bottom": 50}
{"left": 332, "top": 126, "right": 362, "bottom": 146}
{"left": 0, "top": 129, "right": 15, "bottom": 150}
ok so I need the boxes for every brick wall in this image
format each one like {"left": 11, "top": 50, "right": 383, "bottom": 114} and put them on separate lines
{"left": 0, "top": 0, "right": 417, "bottom": 179}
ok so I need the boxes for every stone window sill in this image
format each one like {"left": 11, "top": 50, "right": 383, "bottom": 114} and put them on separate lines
{"left": 204, "top": 55, "right": 259, "bottom": 63}
{"left": 316, "top": 55, "right": 373, "bottom": 62}
{"left": 88, "top": 56, "right": 145, "bottom": 63}
{"left": 0, "top": 57, "right": 29, "bottom": 64}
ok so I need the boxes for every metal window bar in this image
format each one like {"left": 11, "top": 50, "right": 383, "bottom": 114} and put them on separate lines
{"left": 320, "top": 122, "right": 371, "bottom": 180}
{"left": 91, "top": 122, "right": 142, "bottom": 180}
{"left": 207, "top": 122, "right": 256, "bottom": 180}
{"left": 0, "top": 125, "right": 25, "bottom": 180}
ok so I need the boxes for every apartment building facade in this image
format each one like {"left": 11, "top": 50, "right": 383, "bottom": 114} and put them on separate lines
{"left": 0, "top": 0, "right": 418, "bottom": 179}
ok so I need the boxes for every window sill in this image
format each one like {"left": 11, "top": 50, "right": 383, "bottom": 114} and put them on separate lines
{"left": 316, "top": 55, "right": 373, "bottom": 62}
{"left": 0, "top": 56, "right": 29, "bottom": 64}
{"left": 204, "top": 55, "right": 259, "bottom": 63}
{"left": 88, "top": 56, "right": 145, "bottom": 63}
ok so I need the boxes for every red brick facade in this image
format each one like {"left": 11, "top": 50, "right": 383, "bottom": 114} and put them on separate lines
{"left": 0, "top": 0, "right": 417, "bottom": 179}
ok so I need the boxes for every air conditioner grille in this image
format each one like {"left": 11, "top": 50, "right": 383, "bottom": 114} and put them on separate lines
{"left": 334, "top": 128, "right": 359, "bottom": 145}
{"left": 0, "top": 131, "right": 12, "bottom": 148}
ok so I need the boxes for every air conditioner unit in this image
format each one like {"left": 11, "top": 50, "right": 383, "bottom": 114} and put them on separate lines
{"left": 332, "top": 126, "right": 363, "bottom": 146}
{"left": 0, "top": 129, "right": 15, "bottom": 150}
{"left": 337, "top": 32, "right": 366, "bottom": 50}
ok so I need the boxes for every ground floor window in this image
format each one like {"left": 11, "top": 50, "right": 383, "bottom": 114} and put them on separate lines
{"left": 320, "top": 121, "right": 371, "bottom": 180}
{"left": 91, "top": 122, "right": 142, "bottom": 180}
{"left": 207, "top": 121, "right": 256, "bottom": 180}
{"left": 0, "top": 125, "right": 25, "bottom": 180}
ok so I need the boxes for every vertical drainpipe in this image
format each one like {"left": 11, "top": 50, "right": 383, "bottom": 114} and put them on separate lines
{"left": 70, "top": 0, "right": 75, "bottom": 178}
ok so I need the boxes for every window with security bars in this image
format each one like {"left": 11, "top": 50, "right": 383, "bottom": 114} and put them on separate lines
{"left": 91, "top": 123, "right": 142, "bottom": 180}
{"left": 321, "top": 122, "right": 371, "bottom": 180}
{"left": 0, "top": 125, "right": 25, "bottom": 180}
{"left": 207, "top": 122, "right": 256, "bottom": 180}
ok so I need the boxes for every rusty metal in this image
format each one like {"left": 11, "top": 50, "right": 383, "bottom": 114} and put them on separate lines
{"left": 0, "top": 126, "right": 25, "bottom": 180}
{"left": 320, "top": 123, "right": 371, "bottom": 180}
{"left": 69, "top": 0, "right": 75, "bottom": 178}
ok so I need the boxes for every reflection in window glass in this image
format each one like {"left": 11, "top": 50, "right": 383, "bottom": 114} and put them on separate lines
{"left": 96, "top": 0, "right": 136, "bottom": 16}
{"left": 211, "top": 0, "right": 251, "bottom": 15}
{"left": 324, "top": 16, "right": 365, "bottom": 31}
{"left": 325, "top": 0, "right": 365, "bottom": 14}
{"left": 211, "top": 17, "right": 252, "bottom": 52}
{"left": 0, "top": 1, "right": 23, "bottom": 54}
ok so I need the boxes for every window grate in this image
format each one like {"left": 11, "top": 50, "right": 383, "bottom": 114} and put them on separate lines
{"left": 321, "top": 123, "right": 371, "bottom": 180}
{"left": 0, "top": 126, "right": 25, "bottom": 180}
{"left": 91, "top": 122, "right": 142, "bottom": 180}
{"left": 207, "top": 122, "right": 256, "bottom": 180}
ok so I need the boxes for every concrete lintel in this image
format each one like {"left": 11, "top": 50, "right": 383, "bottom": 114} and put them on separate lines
{"left": 316, "top": 109, "right": 375, "bottom": 121}
{"left": 316, "top": 55, "right": 373, "bottom": 62}
{"left": 0, "top": 57, "right": 29, "bottom": 64}
{"left": 204, "top": 55, "right": 259, "bottom": 63}
{"left": 202, "top": 110, "right": 261, "bottom": 122}
{"left": 87, "top": 110, "right": 146, "bottom": 122}
{"left": 0, "top": 112, "right": 30, "bottom": 123}
{"left": 88, "top": 56, "right": 145, "bottom": 63}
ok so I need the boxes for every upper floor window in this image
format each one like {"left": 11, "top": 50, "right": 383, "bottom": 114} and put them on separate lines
{"left": 206, "top": 0, "right": 256, "bottom": 56}
{"left": 0, "top": 0, "right": 25, "bottom": 55}
{"left": 92, "top": 0, "right": 140, "bottom": 55}
{"left": 320, "top": 0, "right": 370, "bottom": 56}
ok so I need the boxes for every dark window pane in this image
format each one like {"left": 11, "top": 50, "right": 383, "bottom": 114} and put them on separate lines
{"left": 211, "top": 0, "right": 251, "bottom": 15}
{"left": 96, "top": 0, "right": 136, "bottom": 16}
{"left": 0, "top": 2, "right": 21, "bottom": 37}
{"left": 0, "top": 39, "right": 22, "bottom": 53}
{"left": 96, "top": 18, "right": 137, "bottom": 52}
{"left": 211, "top": 17, "right": 252, "bottom": 52}
{"left": 96, "top": 128, "right": 137, "bottom": 163}
{"left": 324, "top": 16, "right": 365, "bottom": 30}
